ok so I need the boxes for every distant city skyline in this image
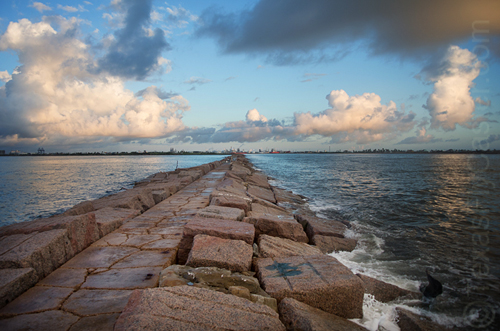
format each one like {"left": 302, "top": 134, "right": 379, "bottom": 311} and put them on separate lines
{"left": 1, "top": 0, "right": 499, "bottom": 153}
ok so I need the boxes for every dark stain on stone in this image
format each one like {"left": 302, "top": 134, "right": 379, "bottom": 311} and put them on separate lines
{"left": 265, "top": 262, "right": 302, "bottom": 277}
{"left": 144, "top": 273, "right": 154, "bottom": 280}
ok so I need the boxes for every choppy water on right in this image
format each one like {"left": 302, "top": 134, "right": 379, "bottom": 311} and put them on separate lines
{"left": 248, "top": 153, "right": 500, "bottom": 330}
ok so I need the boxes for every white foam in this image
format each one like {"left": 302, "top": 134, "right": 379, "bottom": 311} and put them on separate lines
{"left": 351, "top": 294, "right": 400, "bottom": 331}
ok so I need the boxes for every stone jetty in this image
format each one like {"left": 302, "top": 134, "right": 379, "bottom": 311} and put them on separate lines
{"left": 0, "top": 155, "right": 429, "bottom": 330}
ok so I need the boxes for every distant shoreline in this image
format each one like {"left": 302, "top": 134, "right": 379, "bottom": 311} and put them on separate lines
{"left": 1, "top": 150, "right": 499, "bottom": 156}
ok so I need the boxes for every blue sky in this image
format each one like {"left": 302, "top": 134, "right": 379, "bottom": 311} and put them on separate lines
{"left": 0, "top": 0, "right": 499, "bottom": 152}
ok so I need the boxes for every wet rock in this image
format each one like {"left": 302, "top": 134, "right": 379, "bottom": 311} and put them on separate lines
{"left": 256, "top": 254, "right": 364, "bottom": 319}
{"left": 244, "top": 215, "right": 308, "bottom": 243}
{"left": 311, "top": 235, "right": 357, "bottom": 254}
{"left": 258, "top": 235, "right": 321, "bottom": 258}
{"left": 210, "top": 195, "right": 252, "bottom": 214}
{"left": 115, "top": 286, "right": 285, "bottom": 331}
{"left": 0, "top": 229, "right": 73, "bottom": 279}
{"left": 396, "top": 307, "right": 447, "bottom": 331}
{"left": 278, "top": 297, "right": 367, "bottom": 331}
{"left": 0, "top": 310, "right": 79, "bottom": 331}
{"left": 0, "top": 268, "right": 38, "bottom": 309}
{"left": 178, "top": 217, "right": 255, "bottom": 264}
{"left": 0, "top": 286, "right": 73, "bottom": 316}
{"left": 357, "top": 274, "right": 421, "bottom": 302}
{"left": 295, "top": 215, "right": 347, "bottom": 240}
{"left": 196, "top": 205, "right": 245, "bottom": 221}
{"left": 186, "top": 234, "right": 253, "bottom": 272}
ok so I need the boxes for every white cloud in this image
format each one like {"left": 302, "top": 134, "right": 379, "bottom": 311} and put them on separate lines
{"left": 294, "top": 90, "right": 416, "bottom": 144}
{"left": 246, "top": 109, "right": 267, "bottom": 122}
{"left": 57, "top": 5, "right": 79, "bottom": 13}
{"left": 0, "top": 71, "right": 12, "bottom": 82}
{"left": 475, "top": 97, "right": 491, "bottom": 107}
{"left": 30, "top": 2, "right": 52, "bottom": 13}
{"left": 0, "top": 18, "right": 186, "bottom": 147}
{"left": 422, "top": 45, "right": 484, "bottom": 131}
{"left": 396, "top": 126, "right": 442, "bottom": 145}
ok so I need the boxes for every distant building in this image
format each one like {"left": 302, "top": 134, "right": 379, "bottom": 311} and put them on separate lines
{"left": 0, "top": 150, "right": 5, "bottom": 155}
{"left": 37, "top": 147, "right": 45, "bottom": 154}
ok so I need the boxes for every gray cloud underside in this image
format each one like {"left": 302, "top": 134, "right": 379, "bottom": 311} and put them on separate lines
{"left": 196, "top": 0, "right": 500, "bottom": 64}
{"left": 97, "top": 0, "right": 170, "bottom": 80}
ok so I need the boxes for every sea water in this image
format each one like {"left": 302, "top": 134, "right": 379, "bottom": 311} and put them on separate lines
{"left": 0, "top": 155, "right": 224, "bottom": 227}
{"left": 248, "top": 153, "right": 500, "bottom": 330}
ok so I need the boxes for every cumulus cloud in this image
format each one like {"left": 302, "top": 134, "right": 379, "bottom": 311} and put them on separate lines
{"left": 396, "top": 127, "right": 442, "bottom": 145}
{"left": 162, "top": 5, "right": 198, "bottom": 28}
{"left": 480, "top": 134, "right": 500, "bottom": 146}
{"left": 196, "top": 0, "right": 500, "bottom": 64}
{"left": 294, "top": 90, "right": 416, "bottom": 144}
{"left": 97, "top": 0, "right": 171, "bottom": 80}
{"left": 0, "top": 71, "right": 11, "bottom": 82}
{"left": 168, "top": 91, "right": 416, "bottom": 145}
{"left": 135, "top": 86, "right": 178, "bottom": 100}
{"left": 30, "top": 2, "right": 52, "bottom": 13}
{"left": 0, "top": 17, "right": 187, "bottom": 147}
{"left": 421, "top": 45, "right": 485, "bottom": 131}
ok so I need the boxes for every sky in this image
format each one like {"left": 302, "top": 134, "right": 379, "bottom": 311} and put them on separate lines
{"left": 0, "top": 0, "right": 499, "bottom": 153}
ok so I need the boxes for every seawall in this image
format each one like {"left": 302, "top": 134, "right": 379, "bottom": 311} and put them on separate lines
{"left": 0, "top": 155, "right": 439, "bottom": 330}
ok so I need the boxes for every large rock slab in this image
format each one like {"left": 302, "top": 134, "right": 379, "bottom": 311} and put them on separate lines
{"left": 196, "top": 205, "right": 245, "bottom": 221}
{"left": 356, "top": 274, "right": 420, "bottom": 302}
{"left": 312, "top": 235, "right": 357, "bottom": 254}
{"left": 247, "top": 172, "right": 271, "bottom": 188}
{"left": 63, "top": 289, "right": 133, "bottom": 316}
{"left": 0, "top": 268, "right": 38, "bottom": 309}
{"left": 186, "top": 235, "right": 253, "bottom": 272}
{"left": 256, "top": 254, "right": 364, "bottom": 319}
{"left": 38, "top": 268, "right": 87, "bottom": 288}
{"left": 210, "top": 195, "right": 251, "bottom": 214}
{"left": 0, "top": 213, "right": 99, "bottom": 256}
{"left": 94, "top": 207, "right": 141, "bottom": 237}
{"left": 61, "top": 246, "right": 138, "bottom": 269}
{"left": 178, "top": 217, "right": 255, "bottom": 264}
{"left": 81, "top": 267, "right": 162, "bottom": 290}
{"left": 0, "top": 285, "right": 73, "bottom": 316}
{"left": 0, "top": 229, "right": 72, "bottom": 279}
{"left": 63, "top": 200, "right": 95, "bottom": 216}
{"left": 115, "top": 286, "right": 285, "bottom": 331}
{"left": 295, "top": 215, "right": 347, "bottom": 239}
{"left": 92, "top": 187, "right": 155, "bottom": 213}
{"left": 248, "top": 185, "right": 276, "bottom": 203}
{"left": 69, "top": 313, "right": 120, "bottom": 331}
{"left": 278, "top": 297, "right": 367, "bottom": 331}
{"left": 243, "top": 215, "right": 308, "bottom": 243}
{"left": 111, "top": 250, "right": 176, "bottom": 269}
{"left": 0, "top": 310, "right": 79, "bottom": 331}
{"left": 258, "top": 235, "right": 321, "bottom": 259}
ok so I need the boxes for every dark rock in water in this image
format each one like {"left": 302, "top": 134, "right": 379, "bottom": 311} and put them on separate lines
{"left": 356, "top": 273, "right": 421, "bottom": 302}
{"left": 419, "top": 270, "right": 443, "bottom": 299}
{"left": 396, "top": 307, "right": 448, "bottom": 331}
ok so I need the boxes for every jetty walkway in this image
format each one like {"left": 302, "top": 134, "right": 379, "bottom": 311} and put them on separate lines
{"left": 0, "top": 155, "right": 438, "bottom": 330}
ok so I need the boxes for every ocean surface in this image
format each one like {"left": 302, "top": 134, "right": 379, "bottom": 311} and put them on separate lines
{"left": 1, "top": 153, "right": 499, "bottom": 330}
{"left": 247, "top": 153, "right": 500, "bottom": 330}
{"left": 0, "top": 155, "right": 225, "bottom": 227}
